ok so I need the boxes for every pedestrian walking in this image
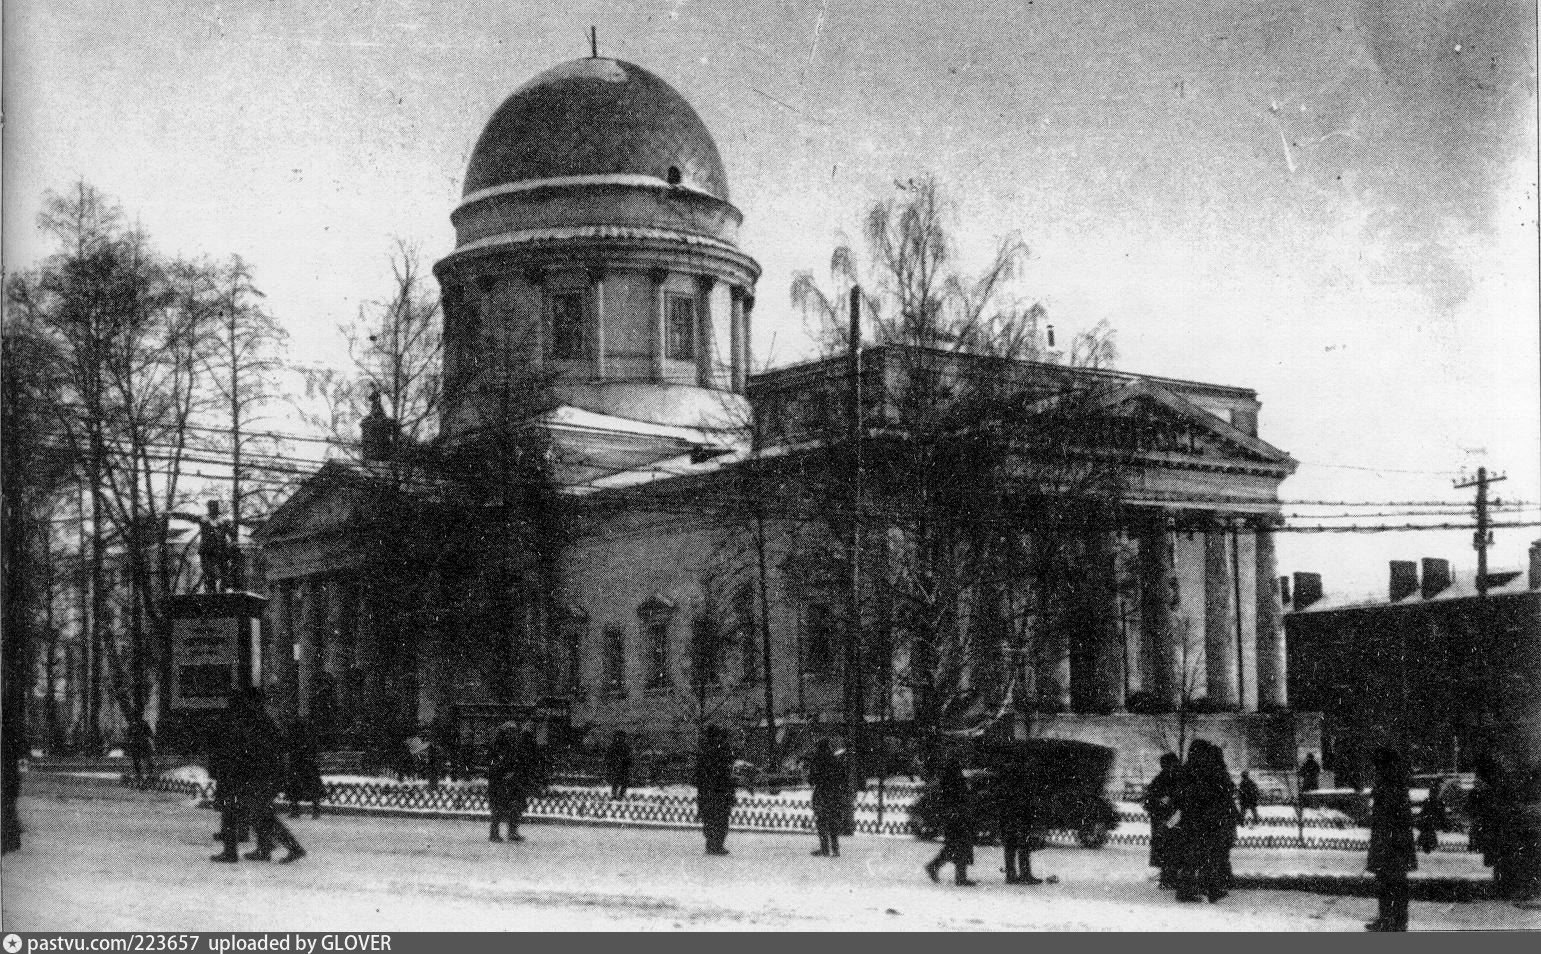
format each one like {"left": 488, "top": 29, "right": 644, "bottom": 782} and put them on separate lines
{"left": 211, "top": 689, "right": 305, "bottom": 865}
{"left": 924, "top": 758, "right": 977, "bottom": 887}
{"left": 1416, "top": 778, "right": 1447, "bottom": 855}
{"left": 1143, "top": 752, "right": 1183, "bottom": 888}
{"left": 1298, "top": 752, "right": 1321, "bottom": 793}
{"left": 283, "top": 717, "right": 326, "bottom": 819}
{"left": 1365, "top": 747, "right": 1416, "bottom": 931}
{"left": 695, "top": 725, "right": 736, "bottom": 856}
{"left": 996, "top": 757, "right": 1045, "bottom": 885}
{"left": 606, "top": 730, "right": 634, "bottom": 801}
{"left": 126, "top": 715, "right": 155, "bottom": 784}
{"left": 1173, "top": 740, "right": 1239, "bottom": 903}
{"left": 1237, "top": 770, "right": 1262, "bottom": 826}
{"left": 805, "top": 738, "right": 846, "bottom": 857}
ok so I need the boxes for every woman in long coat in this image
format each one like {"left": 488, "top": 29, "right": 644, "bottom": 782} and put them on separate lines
{"left": 923, "top": 758, "right": 977, "bottom": 886}
{"left": 284, "top": 718, "right": 327, "bottom": 819}
{"left": 695, "top": 725, "right": 736, "bottom": 855}
{"left": 1365, "top": 747, "right": 1416, "bottom": 931}
{"left": 486, "top": 724, "right": 525, "bottom": 843}
{"left": 805, "top": 738, "right": 846, "bottom": 857}
{"left": 1143, "top": 753, "right": 1183, "bottom": 888}
{"left": 1173, "top": 740, "right": 1239, "bottom": 903}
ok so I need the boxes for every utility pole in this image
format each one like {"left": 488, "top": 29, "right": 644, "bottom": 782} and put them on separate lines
{"left": 1455, "top": 465, "right": 1541, "bottom": 904}
{"left": 1455, "top": 466, "right": 1506, "bottom": 726}
{"left": 844, "top": 285, "right": 865, "bottom": 813}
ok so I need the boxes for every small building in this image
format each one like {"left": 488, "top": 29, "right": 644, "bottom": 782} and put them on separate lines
{"left": 1285, "top": 542, "right": 1541, "bottom": 782}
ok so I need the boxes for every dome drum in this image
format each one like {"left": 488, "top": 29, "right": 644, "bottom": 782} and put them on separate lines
{"left": 452, "top": 179, "right": 743, "bottom": 250}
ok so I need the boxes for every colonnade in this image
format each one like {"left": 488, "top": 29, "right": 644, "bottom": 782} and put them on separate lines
{"left": 1031, "top": 516, "right": 1287, "bottom": 714}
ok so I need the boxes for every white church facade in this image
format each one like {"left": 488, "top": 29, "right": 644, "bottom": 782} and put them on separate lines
{"left": 255, "top": 56, "right": 1318, "bottom": 778}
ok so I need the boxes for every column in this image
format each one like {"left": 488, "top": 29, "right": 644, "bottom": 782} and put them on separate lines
{"left": 730, "top": 288, "right": 747, "bottom": 394}
{"left": 1204, "top": 525, "right": 1239, "bottom": 710}
{"left": 1234, "top": 525, "right": 1258, "bottom": 712}
{"left": 1116, "top": 533, "right": 1142, "bottom": 698}
{"left": 1085, "top": 531, "right": 1125, "bottom": 713}
{"left": 1254, "top": 524, "right": 1287, "bottom": 710}
{"left": 1139, "top": 517, "right": 1181, "bottom": 710}
{"left": 295, "top": 578, "right": 317, "bottom": 718}
{"left": 273, "top": 582, "right": 299, "bottom": 714}
{"left": 324, "top": 575, "right": 346, "bottom": 682}
{"left": 650, "top": 269, "right": 668, "bottom": 381}
{"left": 589, "top": 268, "right": 606, "bottom": 379}
{"left": 1174, "top": 528, "right": 1208, "bottom": 703}
{"left": 696, "top": 275, "right": 716, "bottom": 388}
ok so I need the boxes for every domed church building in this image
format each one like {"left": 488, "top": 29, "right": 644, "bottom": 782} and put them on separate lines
{"left": 256, "top": 55, "right": 1316, "bottom": 783}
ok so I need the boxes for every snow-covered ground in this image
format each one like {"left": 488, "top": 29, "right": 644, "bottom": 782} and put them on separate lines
{"left": 3, "top": 774, "right": 1534, "bottom": 931}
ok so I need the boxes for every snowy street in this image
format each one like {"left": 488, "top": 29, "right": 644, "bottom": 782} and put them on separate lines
{"left": 3, "top": 776, "right": 1536, "bottom": 931}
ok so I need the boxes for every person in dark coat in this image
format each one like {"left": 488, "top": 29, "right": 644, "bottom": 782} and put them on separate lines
{"left": 1143, "top": 752, "right": 1183, "bottom": 888}
{"left": 211, "top": 689, "right": 304, "bottom": 864}
{"left": 1237, "top": 770, "right": 1262, "bottom": 826}
{"left": 996, "top": 758, "right": 1045, "bottom": 885}
{"left": 1173, "top": 740, "right": 1239, "bottom": 903}
{"left": 805, "top": 738, "right": 847, "bottom": 857}
{"left": 924, "top": 758, "right": 978, "bottom": 886}
{"left": 1417, "top": 778, "right": 1447, "bottom": 855}
{"left": 283, "top": 717, "right": 326, "bottom": 819}
{"left": 695, "top": 725, "right": 736, "bottom": 855}
{"left": 606, "top": 730, "right": 634, "bottom": 801}
{"left": 1298, "top": 753, "right": 1321, "bottom": 793}
{"left": 126, "top": 716, "right": 155, "bottom": 784}
{"left": 487, "top": 724, "right": 537, "bottom": 843}
{"left": 1365, "top": 747, "right": 1416, "bottom": 931}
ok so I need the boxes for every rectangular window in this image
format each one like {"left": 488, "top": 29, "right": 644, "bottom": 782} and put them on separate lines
{"left": 691, "top": 614, "right": 720, "bottom": 690}
{"left": 550, "top": 291, "right": 586, "bottom": 360}
{"left": 803, "top": 603, "right": 836, "bottom": 677}
{"left": 647, "top": 620, "right": 671, "bottom": 689}
{"left": 736, "top": 585, "right": 759, "bottom": 685}
{"left": 604, "top": 625, "right": 626, "bottom": 697}
{"left": 665, "top": 295, "right": 696, "bottom": 361}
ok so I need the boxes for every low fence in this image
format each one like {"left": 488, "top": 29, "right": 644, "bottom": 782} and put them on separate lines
{"left": 118, "top": 772, "right": 1475, "bottom": 854}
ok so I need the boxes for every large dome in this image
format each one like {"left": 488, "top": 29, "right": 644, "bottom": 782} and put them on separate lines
{"left": 462, "top": 58, "right": 730, "bottom": 202}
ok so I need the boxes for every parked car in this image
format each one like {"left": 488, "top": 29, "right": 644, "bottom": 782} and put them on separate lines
{"left": 909, "top": 738, "right": 1120, "bottom": 849}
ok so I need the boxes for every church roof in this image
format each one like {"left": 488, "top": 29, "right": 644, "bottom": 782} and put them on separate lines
{"left": 462, "top": 58, "right": 729, "bottom": 203}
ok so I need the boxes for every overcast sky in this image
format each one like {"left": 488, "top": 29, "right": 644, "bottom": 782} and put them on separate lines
{"left": 4, "top": 0, "right": 1538, "bottom": 598}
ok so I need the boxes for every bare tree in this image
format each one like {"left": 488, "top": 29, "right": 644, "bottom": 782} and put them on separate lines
{"left": 7, "top": 182, "right": 226, "bottom": 741}
{"left": 781, "top": 175, "right": 1137, "bottom": 749}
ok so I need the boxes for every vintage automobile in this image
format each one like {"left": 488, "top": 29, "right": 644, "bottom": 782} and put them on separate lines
{"left": 908, "top": 738, "right": 1121, "bottom": 849}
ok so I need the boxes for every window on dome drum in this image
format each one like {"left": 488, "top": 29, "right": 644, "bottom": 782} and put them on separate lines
{"left": 665, "top": 294, "right": 696, "bottom": 361}
{"left": 549, "top": 291, "right": 586, "bottom": 360}
{"left": 603, "top": 625, "right": 626, "bottom": 698}
{"left": 803, "top": 603, "right": 837, "bottom": 677}
{"left": 646, "top": 619, "right": 671, "bottom": 690}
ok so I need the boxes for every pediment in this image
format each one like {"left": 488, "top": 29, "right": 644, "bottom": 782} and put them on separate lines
{"left": 253, "top": 462, "right": 368, "bottom": 542}
{"left": 1094, "top": 381, "right": 1296, "bottom": 474}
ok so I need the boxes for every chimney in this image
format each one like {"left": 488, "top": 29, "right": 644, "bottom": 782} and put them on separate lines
{"left": 1420, "top": 558, "right": 1451, "bottom": 599}
{"left": 1389, "top": 561, "right": 1419, "bottom": 602}
{"left": 360, "top": 391, "right": 399, "bottom": 462}
{"left": 1279, "top": 575, "right": 1292, "bottom": 607}
{"left": 1292, "top": 571, "right": 1322, "bottom": 609}
{"left": 1530, "top": 540, "right": 1541, "bottom": 590}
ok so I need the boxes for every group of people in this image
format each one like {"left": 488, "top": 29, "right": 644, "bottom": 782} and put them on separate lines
{"left": 1142, "top": 740, "right": 1241, "bottom": 904}
{"left": 208, "top": 688, "right": 311, "bottom": 865}
{"left": 920, "top": 756, "right": 1048, "bottom": 888}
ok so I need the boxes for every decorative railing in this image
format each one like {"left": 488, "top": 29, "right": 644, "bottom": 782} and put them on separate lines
{"left": 115, "top": 773, "right": 1474, "bottom": 853}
